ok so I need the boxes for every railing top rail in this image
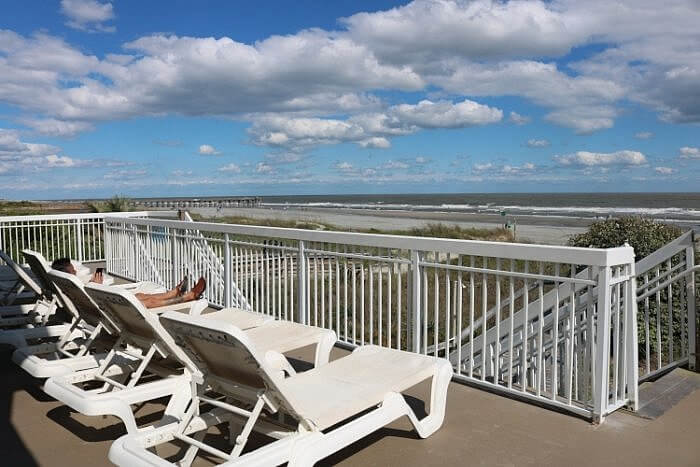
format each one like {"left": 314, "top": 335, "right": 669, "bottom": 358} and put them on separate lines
{"left": 106, "top": 216, "right": 635, "bottom": 267}
{"left": 635, "top": 230, "right": 695, "bottom": 275}
{"left": 0, "top": 210, "right": 178, "bottom": 223}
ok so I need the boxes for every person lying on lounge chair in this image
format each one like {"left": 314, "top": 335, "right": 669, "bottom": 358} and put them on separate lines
{"left": 50, "top": 258, "right": 206, "bottom": 309}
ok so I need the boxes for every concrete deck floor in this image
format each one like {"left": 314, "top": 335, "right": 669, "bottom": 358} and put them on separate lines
{"left": 3, "top": 341, "right": 700, "bottom": 467}
{"left": 2, "top": 266, "right": 699, "bottom": 466}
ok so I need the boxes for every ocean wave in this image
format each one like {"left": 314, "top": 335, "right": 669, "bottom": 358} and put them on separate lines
{"left": 261, "top": 200, "right": 700, "bottom": 219}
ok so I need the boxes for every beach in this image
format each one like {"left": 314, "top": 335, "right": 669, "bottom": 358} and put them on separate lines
{"left": 190, "top": 206, "right": 592, "bottom": 245}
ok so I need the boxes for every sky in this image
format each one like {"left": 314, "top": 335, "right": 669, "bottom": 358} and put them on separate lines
{"left": 0, "top": 0, "right": 699, "bottom": 199}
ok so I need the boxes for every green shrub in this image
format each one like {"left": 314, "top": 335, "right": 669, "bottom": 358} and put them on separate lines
{"left": 568, "top": 216, "right": 682, "bottom": 262}
{"left": 86, "top": 195, "right": 131, "bottom": 213}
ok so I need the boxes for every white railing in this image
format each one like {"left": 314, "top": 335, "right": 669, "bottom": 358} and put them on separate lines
{"left": 636, "top": 231, "right": 697, "bottom": 380}
{"left": 0, "top": 211, "right": 178, "bottom": 264}
{"left": 104, "top": 215, "right": 638, "bottom": 421}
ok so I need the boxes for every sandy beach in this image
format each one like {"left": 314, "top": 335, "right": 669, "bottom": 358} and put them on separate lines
{"left": 190, "top": 206, "right": 592, "bottom": 245}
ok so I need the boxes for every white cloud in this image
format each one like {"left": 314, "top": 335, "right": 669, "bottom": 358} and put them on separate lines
{"left": 358, "top": 137, "right": 391, "bottom": 149}
{"left": 172, "top": 169, "right": 193, "bottom": 176}
{"left": 103, "top": 169, "right": 147, "bottom": 180}
{"left": 472, "top": 161, "right": 537, "bottom": 177}
{"left": 527, "top": 139, "right": 550, "bottom": 148}
{"left": 654, "top": 166, "right": 675, "bottom": 175}
{"left": 60, "top": 0, "right": 115, "bottom": 33}
{"left": 335, "top": 161, "right": 354, "bottom": 171}
{"left": 0, "top": 0, "right": 699, "bottom": 142}
{"left": 46, "top": 155, "right": 77, "bottom": 167}
{"left": 679, "top": 146, "right": 700, "bottom": 159}
{"left": 198, "top": 144, "right": 221, "bottom": 155}
{"left": 635, "top": 131, "right": 653, "bottom": 139}
{"left": 20, "top": 118, "right": 94, "bottom": 137}
{"left": 554, "top": 150, "right": 647, "bottom": 167}
{"left": 249, "top": 98, "right": 502, "bottom": 149}
{"left": 255, "top": 162, "right": 274, "bottom": 173}
{"left": 382, "top": 160, "right": 410, "bottom": 170}
{"left": 219, "top": 163, "right": 241, "bottom": 173}
{"left": 509, "top": 112, "right": 531, "bottom": 125}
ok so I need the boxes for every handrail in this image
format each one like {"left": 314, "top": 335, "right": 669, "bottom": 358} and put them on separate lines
{"left": 636, "top": 230, "right": 694, "bottom": 275}
{"left": 106, "top": 216, "right": 635, "bottom": 267}
{"left": 0, "top": 211, "right": 177, "bottom": 223}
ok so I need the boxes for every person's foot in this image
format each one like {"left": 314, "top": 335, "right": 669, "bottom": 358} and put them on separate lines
{"left": 190, "top": 277, "right": 206, "bottom": 299}
{"left": 176, "top": 276, "right": 188, "bottom": 296}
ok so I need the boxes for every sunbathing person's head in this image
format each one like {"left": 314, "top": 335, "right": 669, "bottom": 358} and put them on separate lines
{"left": 51, "top": 257, "right": 76, "bottom": 275}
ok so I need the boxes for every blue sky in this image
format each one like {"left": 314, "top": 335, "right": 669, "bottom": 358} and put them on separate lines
{"left": 0, "top": 0, "right": 699, "bottom": 199}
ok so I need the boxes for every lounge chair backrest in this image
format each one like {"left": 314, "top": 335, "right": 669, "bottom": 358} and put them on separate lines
{"left": 47, "top": 269, "right": 118, "bottom": 334}
{"left": 0, "top": 250, "right": 42, "bottom": 296}
{"left": 160, "top": 311, "right": 308, "bottom": 422}
{"left": 84, "top": 282, "right": 192, "bottom": 362}
{"left": 22, "top": 249, "right": 70, "bottom": 310}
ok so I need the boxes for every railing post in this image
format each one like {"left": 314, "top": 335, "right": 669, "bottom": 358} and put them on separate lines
{"left": 625, "top": 261, "right": 639, "bottom": 411}
{"left": 75, "top": 218, "right": 83, "bottom": 262}
{"left": 297, "top": 240, "right": 307, "bottom": 325}
{"left": 224, "top": 233, "right": 232, "bottom": 308}
{"left": 410, "top": 250, "right": 422, "bottom": 353}
{"left": 132, "top": 224, "right": 139, "bottom": 281}
{"left": 103, "top": 220, "right": 111, "bottom": 273}
{"left": 593, "top": 265, "right": 613, "bottom": 423}
{"left": 170, "top": 227, "right": 180, "bottom": 288}
{"left": 686, "top": 244, "right": 696, "bottom": 371}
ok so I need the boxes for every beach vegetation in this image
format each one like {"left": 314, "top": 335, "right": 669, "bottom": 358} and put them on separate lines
{"left": 0, "top": 200, "right": 44, "bottom": 216}
{"left": 568, "top": 216, "right": 682, "bottom": 262}
{"left": 86, "top": 195, "right": 132, "bottom": 213}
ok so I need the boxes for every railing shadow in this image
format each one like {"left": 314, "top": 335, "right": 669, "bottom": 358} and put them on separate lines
{"left": 0, "top": 344, "right": 39, "bottom": 466}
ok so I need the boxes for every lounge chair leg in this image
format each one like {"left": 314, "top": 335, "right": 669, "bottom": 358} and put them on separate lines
{"left": 407, "top": 360, "right": 453, "bottom": 438}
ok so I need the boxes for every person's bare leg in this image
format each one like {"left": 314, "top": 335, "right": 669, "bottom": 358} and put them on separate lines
{"left": 137, "top": 278, "right": 205, "bottom": 309}
{"left": 134, "top": 277, "right": 187, "bottom": 301}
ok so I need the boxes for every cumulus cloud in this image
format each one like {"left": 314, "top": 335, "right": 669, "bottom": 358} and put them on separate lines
{"left": 219, "top": 163, "right": 241, "bottom": 173}
{"left": 249, "top": 98, "right": 502, "bottom": 149}
{"left": 198, "top": 144, "right": 221, "bottom": 155}
{"left": 635, "top": 132, "right": 653, "bottom": 139}
{"left": 509, "top": 112, "right": 531, "bottom": 125}
{"left": 679, "top": 146, "right": 700, "bottom": 159}
{"left": 0, "top": 128, "right": 91, "bottom": 174}
{"left": 0, "top": 0, "right": 699, "bottom": 142}
{"left": 255, "top": 162, "right": 274, "bottom": 174}
{"left": 527, "top": 139, "right": 550, "bottom": 148}
{"left": 654, "top": 166, "right": 675, "bottom": 175}
{"left": 554, "top": 150, "right": 647, "bottom": 167}
{"left": 60, "top": 0, "right": 115, "bottom": 32}
{"left": 472, "top": 161, "right": 537, "bottom": 176}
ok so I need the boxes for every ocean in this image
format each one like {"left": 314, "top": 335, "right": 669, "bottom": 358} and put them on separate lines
{"left": 260, "top": 193, "right": 700, "bottom": 222}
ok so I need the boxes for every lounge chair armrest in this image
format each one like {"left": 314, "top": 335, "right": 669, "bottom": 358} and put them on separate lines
{"left": 148, "top": 298, "right": 208, "bottom": 316}
{"left": 265, "top": 350, "right": 297, "bottom": 378}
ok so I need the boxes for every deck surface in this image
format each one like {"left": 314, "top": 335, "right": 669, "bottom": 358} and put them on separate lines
{"left": 2, "top": 265, "right": 699, "bottom": 466}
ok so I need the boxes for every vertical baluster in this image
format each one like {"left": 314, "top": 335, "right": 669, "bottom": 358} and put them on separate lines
{"left": 644, "top": 272, "right": 651, "bottom": 375}
{"left": 537, "top": 262, "right": 544, "bottom": 396}
{"left": 369, "top": 261, "right": 374, "bottom": 344}
{"left": 396, "top": 256, "right": 402, "bottom": 351}
{"left": 445, "top": 254, "right": 451, "bottom": 358}
{"left": 495, "top": 258, "right": 501, "bottom": 383}
{"left": 378, "top": 250, "right": 383, "bottom": 346}
{"left": 469, "top": 255, "right": 475, "bottom": 378}
{"left": 352, "top": 246, "right": 357, "bottom": 344}
{"left": 667, "top": 259, "right": 673, "bottom": 363}
{"left": 360, "top": 252, "right": 365, "bottom": 345}
{"left": 481, "top": 256, "right": 488, "bottom": 381}
{"left": 320, "top": 249, "right": 325, "bottom": 328}
{"left": 335, "top": 245, "right": 340, "bottom": 336}
{"left": 522, "top": 261, "right": 529, "bottom": 392}
{"left": 386, "top": 249, "right": 392, "bottom": 349}
{"left": 508, "top": 259, "right": 515, "bottom": 389}
{"left": 457, "top": 255, "right": 463, "bottom": 375}
{"left": 551, "top": 264, "right": 560, "bottom": 400}
{"left": 655, "top": 266, "right": 662, "bottom": 370}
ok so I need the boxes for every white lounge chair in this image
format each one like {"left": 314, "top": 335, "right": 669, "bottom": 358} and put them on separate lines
{"left": 0, "top": 251, "right": 65, "bottom": 347}
{"left": 109, "top": 312, "right": 453, "bottom": 467}
{"left": 11, "top": 267, "right": 164, "bottom": 378}
{"left": 0, "top": 251, "right": 39, "bottom": 306}
{"left": 44, "top": 282, "right": 336, "bottom": 434}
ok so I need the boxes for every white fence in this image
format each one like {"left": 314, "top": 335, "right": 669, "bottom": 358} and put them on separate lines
{"left": 0, "top": 211, "right": 177, "bottom": 264}
{"left": 104, "top": 216, "right": 640, "bottom": 421}
{"left": 636, "top": 231, "right": 697, "bottom": 379}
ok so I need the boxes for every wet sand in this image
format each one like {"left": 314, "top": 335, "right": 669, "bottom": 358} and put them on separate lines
{"left": 191, "top": 206, "right": 592, "bottom": 245}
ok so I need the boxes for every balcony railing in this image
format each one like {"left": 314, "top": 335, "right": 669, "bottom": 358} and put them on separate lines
{"left": 103, "top": 215, "right": 646, "bottom": 422}
{"left": 2, "top": 210, "right": 695, "bottom": 423}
